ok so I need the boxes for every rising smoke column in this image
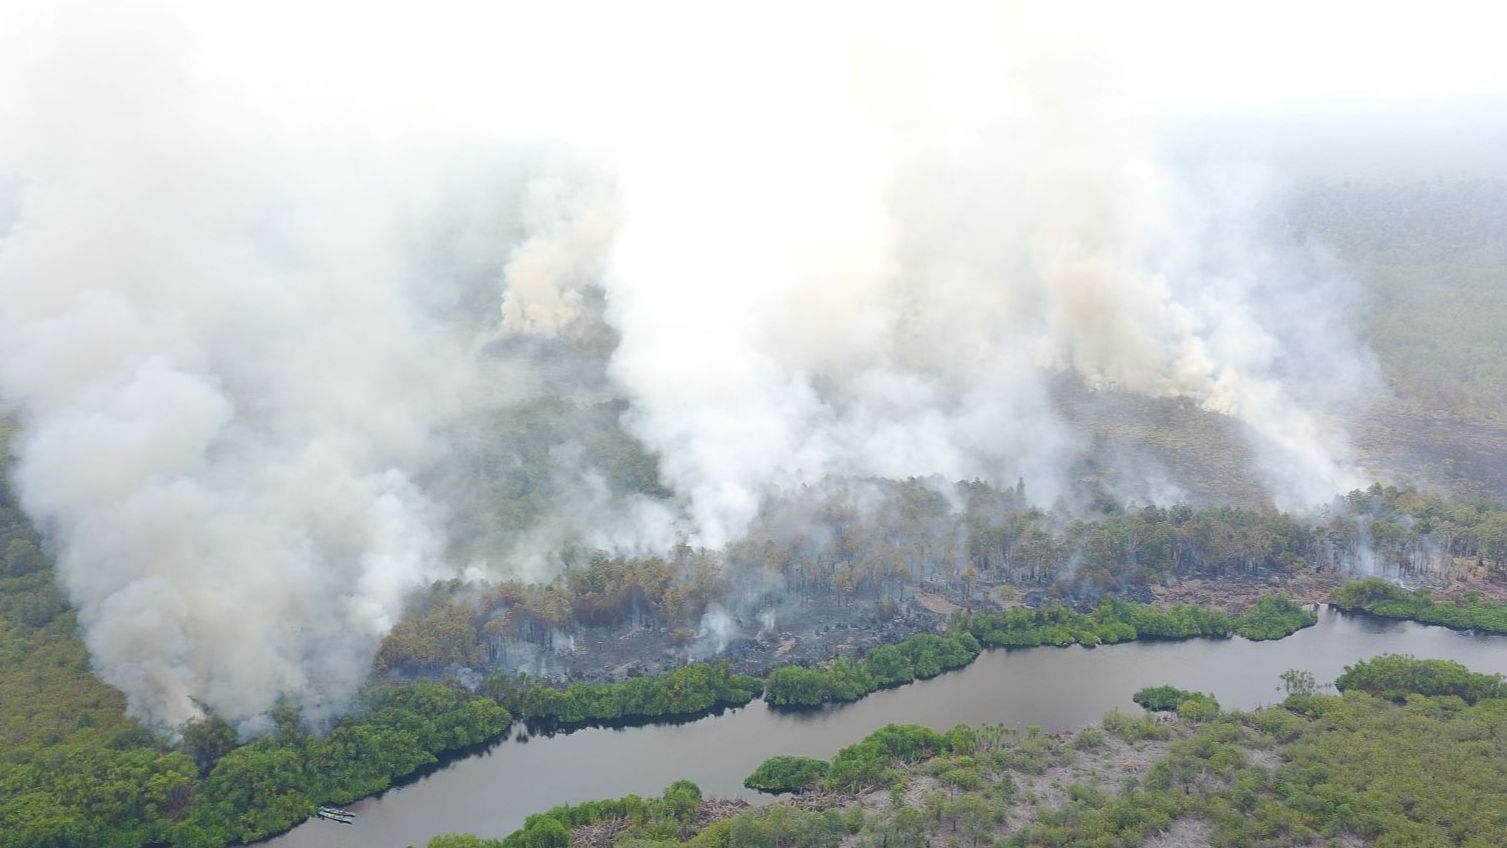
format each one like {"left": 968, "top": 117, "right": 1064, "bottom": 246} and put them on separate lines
{"left": 499, "top": 160, "right": 622, "bottom": 337}
{"left": 597, "top": 3, "right": 1371, "bottom": 546}
{"left": 0, "top": 7, "right": 480, "bottom": 728}
{"left": 0, "top": 0, "right": 1377, "bottom": 731}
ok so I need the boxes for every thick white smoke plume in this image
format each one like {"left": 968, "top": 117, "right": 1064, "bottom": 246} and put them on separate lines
{"left": 500, "top": 161, "right": 621, "bottom": 336}
{"left": 0, "top": 1, "right": 1374, "bottom": 728}
{"left": 597, "top": 5, "right": 1371, "bottom": 546}
{"left": 0, "top": 4, "right": 492, "bottom": 728}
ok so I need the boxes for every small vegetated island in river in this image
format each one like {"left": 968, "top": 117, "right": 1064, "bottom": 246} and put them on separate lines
{"left": 0, "top": 444, "right": 1498, "bottom": 848}
{"left": 8, "top": 563, "right": 1505, "bottom": 848}
{"left": 434, "top": 656, "right": 1507, "bottom": 848}
{"left": 6, "top": 40, "right": 1507, "bottom": 848}
{"left": 491, "top": 595, "right": 1316, "bottom": 717}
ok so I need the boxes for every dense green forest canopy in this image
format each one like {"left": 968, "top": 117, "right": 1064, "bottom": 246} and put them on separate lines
{"left": 0, "top": 675, "right": 510, "bottom": 848}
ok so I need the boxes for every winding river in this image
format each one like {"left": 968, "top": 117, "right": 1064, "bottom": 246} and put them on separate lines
{"left": 258, "top": 607, "right": 1507, "bottom": 848}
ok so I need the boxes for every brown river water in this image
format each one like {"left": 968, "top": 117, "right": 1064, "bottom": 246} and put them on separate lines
{"left": 258, "top": 607, "right": 1507, "bottom": 848}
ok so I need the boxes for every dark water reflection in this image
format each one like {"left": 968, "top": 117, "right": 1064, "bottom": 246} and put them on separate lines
{"left": 259, "top": 608, "right": 1507, "bottom": 848}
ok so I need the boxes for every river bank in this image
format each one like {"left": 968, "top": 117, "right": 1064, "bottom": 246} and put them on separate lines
{"left": 218, "top": 583, "right": 1500, "bottom": 847}
{"left": 256, "top": 606, "right": 1507, "bottom": 848}
{"left": 431, "top": 566, "right": 1507, "bottom": 696}
{"left": 484, "top": 653, "right": 1507, "bottom": 848}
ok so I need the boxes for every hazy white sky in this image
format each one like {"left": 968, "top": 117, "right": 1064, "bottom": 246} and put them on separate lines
{"left": 1106, "top": 1, "right": 1507, "bottom": 105}
{"left": 6, "top": 1, "right": 1505, "bottom": 127}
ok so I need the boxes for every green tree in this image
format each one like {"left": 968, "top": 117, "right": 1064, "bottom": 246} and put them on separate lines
{"left": 745, "top": 756, "right": 830, "bottom": 793}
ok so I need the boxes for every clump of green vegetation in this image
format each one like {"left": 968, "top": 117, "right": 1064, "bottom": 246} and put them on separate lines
{"left": 956, "top": 599, "right": 1232, "bottom": 649}
{"left": 486, "top": 663, "right": 761, "bottom": 725}
{"left": 1032, "top": 685, "right": 1507, "bottom": 846}
{"left": 763, "top": 632, "right": 981, "bottom": 708}
{"left": 1334, "top": 653, "right": 1506, "bottom": 703}
{"left": 1132, "top": 685, "right": 1221, "bottom": 719}
{"left": 1232, "top": 594, "right": 1318, "bottom": 640}
{"left": 0, "top": 471, "right": 197, "bottom": 848}
{"left": 12, "top": 406, "right": 1507, "bottom": 848}
{"left": 825, "top": 724, "right": 948, "bottom": 791}
{"left": 1100, "top": 709, "right": 1173, "bottom": 743}
{"left": 0, "top": 677, "right": 511, "bottom": 848}
{"left": 447, "top": 657, "right": 1507, "bottom": 848}
{"left": 499, "top": 780, "right": 706, "bottom": 848}
{"left": 770, "top": 595, "right": 1309, "bottom": 713}
{"left": 763, "top": 660, "right": 875, "bottom": 707}
{"left": 1070, "top": 728, "right": 1106, "bottom": 751}
{"left": 0, "top": 454, "right": 523, "bottom": 848}
{"left": 459, "top": 793, "right": 851, "bottom": 848}
{"left": 1333, "top": 577, "right": 1507, "bottom": 633}
{"left": 743, "top": 755, "right": 830, "bottom": 793}
{"left": 1331, "top": 576, "right": 1414, "bottom": 609}
{"left": 956, "top": 595, "right": 1316, "bottom": 651}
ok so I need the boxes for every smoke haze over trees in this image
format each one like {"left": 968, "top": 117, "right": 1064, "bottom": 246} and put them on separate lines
{"left": 0, "top": 0, "right": 1504, "bottom": 730}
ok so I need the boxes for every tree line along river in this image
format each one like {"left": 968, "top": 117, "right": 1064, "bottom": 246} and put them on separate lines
{"left": 256, "top": 606, "right": 1507, "bottom": 848}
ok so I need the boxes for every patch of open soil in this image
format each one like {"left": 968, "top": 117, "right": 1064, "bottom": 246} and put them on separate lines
{"left": 1007, "top": 732, "right": 1177, "bottom": 830}
{"left": 1149, "top": 574, "right": 1341, "bottom": 613}
{"left": 914, "top": 593, "right": 961, "bottom": 616}
{"left": 1141, "top": 818, "right": 1213, "bottom": 848}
